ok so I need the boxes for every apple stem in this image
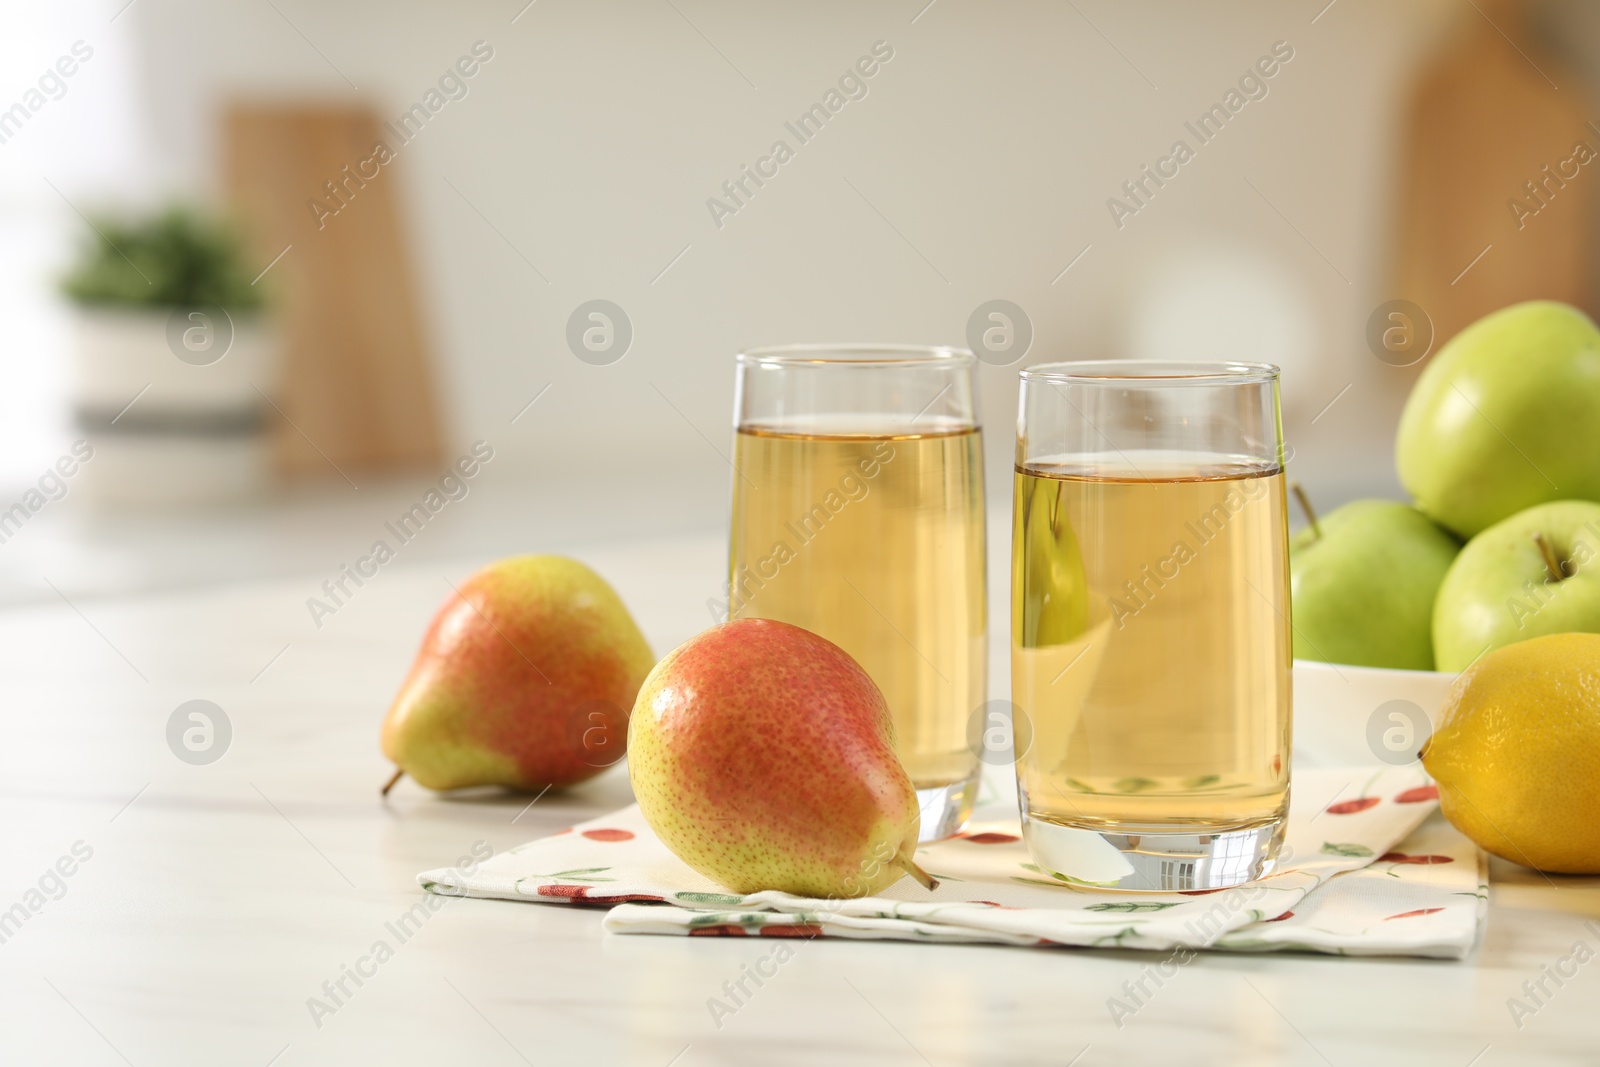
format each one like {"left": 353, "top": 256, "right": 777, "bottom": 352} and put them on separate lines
{"left": 1533, "top": 532, "right": 1567, "bottom": 582}
{"left": 380, "top": 768, "right": 405, "bottom": 796}
{"left": 1290, "top": 482, "right": 1321, "bottom": 541}
{"left": 894, "top": 853, "right": 939, "bottom": 892}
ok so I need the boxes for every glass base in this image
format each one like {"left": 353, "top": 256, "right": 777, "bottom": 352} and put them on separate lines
{"left": 915, "top": 773, "right": 981, "bottom": 842}
{"left": 1020, "top": 813, "right": 1285, "bottom": 892}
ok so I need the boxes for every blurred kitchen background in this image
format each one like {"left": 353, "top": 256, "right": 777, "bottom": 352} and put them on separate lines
{"left": 3, "top": 0, "right": 1598, "bottom": 606}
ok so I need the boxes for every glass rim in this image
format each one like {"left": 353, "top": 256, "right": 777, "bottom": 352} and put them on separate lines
{"left": 737, "top": 343, "right": 976, "bottom": 368}
{"left": 1019, "top": 359, "right": 1280, "bottom": 384}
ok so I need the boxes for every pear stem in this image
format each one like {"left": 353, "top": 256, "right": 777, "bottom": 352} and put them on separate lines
{"left": 380, "top": 768, "right": 405, "bottom": 796}
{"left": 1533, "top": 532, "right": 1567, "bottom": 582}
{"left": 1290, "top": 482, "right": 1321, "bottom": 541}
{"left": 894, "top": 853, "right": 939, "bottom": 892}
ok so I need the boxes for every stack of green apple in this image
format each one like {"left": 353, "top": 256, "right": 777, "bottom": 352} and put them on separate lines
{"left": 1293, "top": 300, "right": 1600, "bottom": 672}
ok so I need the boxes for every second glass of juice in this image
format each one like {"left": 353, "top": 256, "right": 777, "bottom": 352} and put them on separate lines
{"left": 1012, "top": 360, "right": 1292, "bottom": 890}
{"left": 728, "top": 345, "right": 986, "bottom": 841}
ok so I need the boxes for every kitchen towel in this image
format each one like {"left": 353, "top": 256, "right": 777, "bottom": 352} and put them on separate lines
{"left": 418, "top": 766, "right": 1487, "bottom": 959}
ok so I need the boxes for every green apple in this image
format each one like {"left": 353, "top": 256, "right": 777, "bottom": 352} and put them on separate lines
{"left": 1432, "top": 500, "right": 1600, "bottom": 671}
{"left": 1290, "top": 499, "right": 1460, "bottom": 670}
{"left": 1396, "top": 300, "right": 1600, "bottom": 539}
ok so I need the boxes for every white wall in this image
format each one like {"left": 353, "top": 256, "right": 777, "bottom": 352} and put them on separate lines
{"left": 18, "top": 0, "right": 1500, "bottom": 510}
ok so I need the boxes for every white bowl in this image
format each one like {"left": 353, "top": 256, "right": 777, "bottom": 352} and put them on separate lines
{"left": 1292, "top": 659, "right": 1459, "bottom": 768}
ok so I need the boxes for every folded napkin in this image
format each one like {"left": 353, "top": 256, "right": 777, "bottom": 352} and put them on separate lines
{"left": 419, "top": 766, "right": 1486, "bottom": 959}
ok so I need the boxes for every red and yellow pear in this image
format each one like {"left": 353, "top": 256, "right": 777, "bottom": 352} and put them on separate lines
{"left": 381, "top": 556, "right": 654, "bottom": 793}
{"left": 628, "top": 618, "right": 935, "bottom": 897}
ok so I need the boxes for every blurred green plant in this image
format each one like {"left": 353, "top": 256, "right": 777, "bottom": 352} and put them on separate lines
{"left": 61, "top": 207, "right": 267, "bottom": 311}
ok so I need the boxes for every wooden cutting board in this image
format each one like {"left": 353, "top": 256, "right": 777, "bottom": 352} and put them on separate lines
{"left": 224, "top": 104, "right": 443, "bottom": 478}
{"left": 1394, "top": 0, "right": 1597, "bottom": 349}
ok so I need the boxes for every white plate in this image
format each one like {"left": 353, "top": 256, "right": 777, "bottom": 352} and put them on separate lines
{"left": 1292, "top": 659, "right": 1458, "bottom": 768}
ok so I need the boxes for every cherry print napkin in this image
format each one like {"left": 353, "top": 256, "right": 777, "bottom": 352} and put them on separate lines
{"left": 418, "top": 766, "right": 1486, "bottom": 959}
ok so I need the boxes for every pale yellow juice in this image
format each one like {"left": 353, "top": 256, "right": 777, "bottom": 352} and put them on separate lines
{"left": 729, "top": 423, "right": 986, "bottom": 790}
{"left": 1012, "top": 453, "right": 1291, "bottom": 833}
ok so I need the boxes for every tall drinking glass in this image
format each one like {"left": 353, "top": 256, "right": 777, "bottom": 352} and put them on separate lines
{"left": 729, "top": 345, "right": 986, "bottom": 841}
{"left": 1011, "top": 361, "right": 1291, "bottom": 890}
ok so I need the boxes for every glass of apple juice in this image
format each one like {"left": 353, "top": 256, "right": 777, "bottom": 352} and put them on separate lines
{"left": 1011, "top": 361, "right": 1291, "bottom": 890}
{"left": 728, "top": 346, "right": 987, "bottom": 841}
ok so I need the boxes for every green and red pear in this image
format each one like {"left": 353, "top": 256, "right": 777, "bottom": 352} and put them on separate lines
{"left": 628, "top": 618, "right": 935, "bottom": 897}
{"left": 381, "top": 555, "right": 655, "bottom": 793}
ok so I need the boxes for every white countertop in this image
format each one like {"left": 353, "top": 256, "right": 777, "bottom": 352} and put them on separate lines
{"left": 2, "top": 531, "right": 1597, "bottom": 1066}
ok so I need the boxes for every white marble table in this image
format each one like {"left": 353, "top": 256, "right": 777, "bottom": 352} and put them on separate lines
{"left": 2, "top": 532, "right": 1597, "bottom": 1066}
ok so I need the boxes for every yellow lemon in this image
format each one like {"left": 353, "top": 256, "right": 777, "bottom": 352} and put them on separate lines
{"left": 1421, "top": 632, "right": 1600, "bottom": 874}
